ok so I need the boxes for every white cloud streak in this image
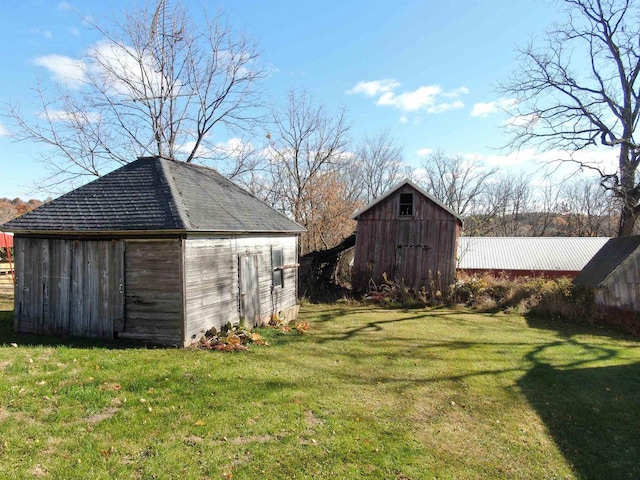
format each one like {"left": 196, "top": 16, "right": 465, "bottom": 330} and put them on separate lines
{"left": 347, "top": 79, "right": 400, "bottom": 97}
{"left": 348, "top": 78, "right": 467, "bottom": 115}
{"left": 34, "top": 54, "right": 86, "bottom": 88}
{"left": 470, "top": 97, "right": 516, "bottom": 117}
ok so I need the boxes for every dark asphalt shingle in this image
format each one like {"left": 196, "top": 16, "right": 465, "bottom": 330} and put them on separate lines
{"left": 573, "top": 236, "right": 640, "bottom": 287}
{"left": 1, "top": 157, "right": 304, "bottom": 234}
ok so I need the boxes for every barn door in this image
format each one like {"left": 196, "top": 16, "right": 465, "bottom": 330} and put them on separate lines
{"left": 239, "top": 253, "right": 260, "bottom": 326}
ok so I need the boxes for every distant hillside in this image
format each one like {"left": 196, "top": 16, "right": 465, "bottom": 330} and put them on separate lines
{"left": 0, "top": 198, "right": 44, "bottom": 225}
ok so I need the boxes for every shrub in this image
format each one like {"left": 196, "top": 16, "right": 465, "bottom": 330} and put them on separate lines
{"left": 452, "top": 273, "right": 594, "bottom": 321}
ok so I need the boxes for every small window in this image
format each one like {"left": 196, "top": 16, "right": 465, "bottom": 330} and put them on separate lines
{"left": 399, "top": 193, "right": 413, "bottom": 216}
{"left": 272, "top": 247, "right": 284, "bottom": 288}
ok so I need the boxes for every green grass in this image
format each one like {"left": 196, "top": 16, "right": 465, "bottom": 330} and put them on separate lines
{"left": 0, "top": 294, "right": 639, "bottom": 479}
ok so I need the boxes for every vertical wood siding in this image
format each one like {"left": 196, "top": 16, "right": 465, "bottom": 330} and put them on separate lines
{"left": 14, "top": 238, "right": 123, "bottom": 338}
{"left": 352, "top": 185, "right": 459, "bottom": 292}
{"left": 183, "top": 235, "right": 298, "bottom": 345}
{"left": 599, "top": 250, "right": 640, "bottom": 311}
{"left": 123, "top": 240, "right": 182, "bottom": 344}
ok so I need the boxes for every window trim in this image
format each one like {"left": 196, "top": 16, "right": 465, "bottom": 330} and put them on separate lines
{"left": 271, "top": 247, "right": 284, "bottom": 288}
{"left": 399, "top": 192, "right": 414, "bottom": 217}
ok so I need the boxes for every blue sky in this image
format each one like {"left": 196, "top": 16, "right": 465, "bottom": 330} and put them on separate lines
{"left": 0, "top": 0, "right": 602, "bottom": 200}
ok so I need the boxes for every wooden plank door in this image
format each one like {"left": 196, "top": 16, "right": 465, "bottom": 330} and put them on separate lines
{"left": 239, "top": 253, "right": 260, "bottom": 326}
{"left": 69, "top": 240, "right": 124, "bottom": 339}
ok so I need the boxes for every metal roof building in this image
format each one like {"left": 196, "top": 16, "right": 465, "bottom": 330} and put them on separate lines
{"left": 457, "top": 237, "right": 610, "bottom": 278}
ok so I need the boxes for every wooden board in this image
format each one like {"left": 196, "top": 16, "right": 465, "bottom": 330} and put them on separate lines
{"left": 124, "top": 240, "right": 182, "bottom": 344}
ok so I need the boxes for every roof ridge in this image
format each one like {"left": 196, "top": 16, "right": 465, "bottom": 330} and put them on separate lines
{"left": 351, "top": 178, "right": 462, "bottom": 222}
{"left": 155, "top": 157, "right": 190, "bottom": 230}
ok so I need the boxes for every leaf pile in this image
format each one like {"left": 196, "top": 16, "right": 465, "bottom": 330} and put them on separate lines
{"left": 197, "top": 322, "right": 268, "bottom": 352}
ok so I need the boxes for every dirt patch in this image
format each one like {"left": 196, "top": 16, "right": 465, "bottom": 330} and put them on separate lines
{"left": 86, "top": 406, "right": 119, "bottom": 424}
{"left": 31, "top": 464, "right": 48, "bottom": 478}
{"left": 221, "top": 434, "right": 277, "bottom": 445}
{"left": 305, "top": 409, "right": 324, "bottom": 428}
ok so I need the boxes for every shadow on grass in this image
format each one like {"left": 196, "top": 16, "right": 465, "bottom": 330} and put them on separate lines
{"left": 524, "top": 312, "right": 638, "bottom": 343}
{"left": 0, "top": 305, "right": 162, "bottom": 350}
{"left": 518, "top": 361, "right": 640, "bottom": 480}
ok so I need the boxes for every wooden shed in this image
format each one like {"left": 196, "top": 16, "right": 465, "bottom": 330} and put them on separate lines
{"left": 573, "top": 235, "right": 640, "bottom": 335}
{"left": 0, "top": 156, "right": 305, "bottom": 346}
{"left": 351, "top": 179, "right": 462, "bottom": 293}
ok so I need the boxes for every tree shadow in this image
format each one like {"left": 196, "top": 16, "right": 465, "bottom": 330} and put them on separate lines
{"left": 524, "top": 312, "right": 638, "bottom": 343}
{"left": 518, "top": 361, "right": 640, "bottom": 479}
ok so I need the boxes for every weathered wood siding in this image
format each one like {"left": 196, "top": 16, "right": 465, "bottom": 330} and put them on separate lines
{"left": 352, "top": 185, "right": 460, "bottom": 292}
{"left": 597, "top": 250, "right": 640, "bottom": 311}
{"left": 123, "top": 240, "right": 182, "bottom": 344}
{"left": 14, "top": 237, "right": 124, "bottom": 338}
{"left": 183, "top": 235, "right": 299, "bottom": 345}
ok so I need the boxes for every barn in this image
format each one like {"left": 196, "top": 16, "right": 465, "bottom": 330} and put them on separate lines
{"left": 351, "top": 179, "right": 462, "bottom": 293}
{"left": 573, "top": 235, "right": 640, "bottom": 335}
{"left": 0, "top": 156, "right": 305, "bottom": 346}
{"left": 457, "top": 237, "right": 610, "bottom": 279}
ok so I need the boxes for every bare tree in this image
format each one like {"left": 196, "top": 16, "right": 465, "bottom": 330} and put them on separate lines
{"left": 261, "top": 91, "right": 350, "bottom": 253}
{"left": 3, "top": 0, "right": 264, "bottom": 192}
{"left": 420, "top": 150, "right": 498, "bottom": 216}
{"left": 346, "top": 130, "right": 406, "bottom": 203}
{"left": 556, "top": 176, "right": 619, "bottom": 236}
{"left": 501, "top": 0, "right": 640, "bottom": 236}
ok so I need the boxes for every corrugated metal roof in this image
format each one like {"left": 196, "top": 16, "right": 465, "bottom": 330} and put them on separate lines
{"left": 457, "top": 237, "right": 610, "bottom": 272}
{"left": 1, "top": 157, "right": 305, "bottom": 234}
{"left": 573, "top": 236, "right": 640, "bottom": 287}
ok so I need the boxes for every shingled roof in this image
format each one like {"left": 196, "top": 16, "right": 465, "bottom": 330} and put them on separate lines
{"left": 1, "top": 157, "right": 305, "bottom": 234}
{"left": 573, "top": 236, "right": 640, "bottom": 287}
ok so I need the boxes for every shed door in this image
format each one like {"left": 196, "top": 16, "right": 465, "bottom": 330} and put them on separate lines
{"left": 69, "top": 240, "right": 124, "bottom": 339}
{"left": 239, "top": 253, "right": 260, "bottom": 326}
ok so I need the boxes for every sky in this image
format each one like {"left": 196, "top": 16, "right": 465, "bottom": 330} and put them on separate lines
{"left": 0, "top": 0, "right": 614, "bottom": 200}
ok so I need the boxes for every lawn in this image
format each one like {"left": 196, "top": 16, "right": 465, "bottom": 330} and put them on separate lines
{"left": 1, "top": 294, "right": 639, "bottom": 479}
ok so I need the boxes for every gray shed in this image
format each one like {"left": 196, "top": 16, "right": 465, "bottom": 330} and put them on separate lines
{"left": 573, "top": 235, "right": 640, "bottom": 335}
{"left": 1, "top": 156, "right": 305, "bottom": 346}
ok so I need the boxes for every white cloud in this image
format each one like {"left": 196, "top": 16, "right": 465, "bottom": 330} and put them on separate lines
{"left": 213, "top": 137, "right": 254, "bottom": 159}
{"left": 58, "top": 2, "right": 74, "bottom": 10}
{"left": 470, "top": 98, "right": 516, "bottom": 117}
{"left": 399, "top": 116, "right": 408, "bottom": 124}
{"left": 67, "top": 27, "right": 80, "bottom": 37}
{"left": 0, "top": 123, "right": 9, "bottom": 137}
{"left": 349, "top": 79, "right": 467, "bottom": 115}
{"left": 378, "top": 85, "right": 442, "bottom": 111}
{"left": 416, "top": 148, "right": 433, "bottom": 156}
{"left": 34, "top": 54, "right": 86, "bottom": 88}
{"left": 347, "top": 79, "right": 400, "bottom": 97}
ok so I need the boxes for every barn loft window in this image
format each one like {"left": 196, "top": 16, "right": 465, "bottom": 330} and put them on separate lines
{"left": 272, "top": 247, "right": 284, "bottom": 288}
{"left": 399, "top": 193, "right": 414, "bottom": 216}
